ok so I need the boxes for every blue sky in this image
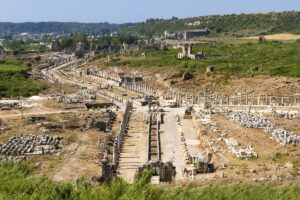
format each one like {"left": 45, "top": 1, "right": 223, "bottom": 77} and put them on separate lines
{"left": 0, "top": 0, "right": 299, "bottom": 23}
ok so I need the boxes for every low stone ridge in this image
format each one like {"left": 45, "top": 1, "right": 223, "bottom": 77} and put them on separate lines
{"left": 194, "top": 108, "right": 258, "bottom": 159}
{"left": 227, "top": 112, "right": 300, "bottom": 145}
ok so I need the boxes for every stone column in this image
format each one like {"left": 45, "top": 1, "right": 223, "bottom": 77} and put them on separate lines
{"left": 228, "top": 95, "right": 230, "bottom": 106}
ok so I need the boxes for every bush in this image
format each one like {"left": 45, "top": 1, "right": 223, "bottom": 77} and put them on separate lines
{"left": 0, "top": 162, "right": 300, "bottom": 200}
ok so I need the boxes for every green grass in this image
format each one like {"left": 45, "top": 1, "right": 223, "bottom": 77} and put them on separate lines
{"left": 104, "top": 40, "right": 300, "bottom": 77}
{"left": 0, "top": 59, "right": 46, "bottom": 98}
{"left": 0, "top": 162, "right": 300, "bottom": 200}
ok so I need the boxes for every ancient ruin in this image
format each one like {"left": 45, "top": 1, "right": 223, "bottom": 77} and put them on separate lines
{"left": 227, "top": 111, "right": 300, "bottom": 145}
{"left": 0, "top": 135, "right": 63, "bottom": 156}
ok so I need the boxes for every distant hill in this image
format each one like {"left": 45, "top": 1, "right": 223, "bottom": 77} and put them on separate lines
{"left": 0, "top": 22, "right": 136, "bottom": 35}
{"left": 122, "top": 11, "right": 300, "bottom": 37}
{"left": 1, "top": 11, "right": 300, "bottom": 37}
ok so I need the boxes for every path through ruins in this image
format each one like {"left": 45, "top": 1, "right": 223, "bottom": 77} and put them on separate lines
{"left": 160, "top": 107, "right": 186, "bottom": 180}
{"left": 118, "top": 108, "right": 148, "bottom": 183}
{"left": 52, "top": 132, "right": 100, "bottom": 182}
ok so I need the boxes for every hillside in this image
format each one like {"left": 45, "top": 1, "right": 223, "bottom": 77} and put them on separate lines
{"left": 104, "top": 40, "right": 300, "bottom": 77}
{"left": 123, "top": 11, "right": 300, "bottom": 37}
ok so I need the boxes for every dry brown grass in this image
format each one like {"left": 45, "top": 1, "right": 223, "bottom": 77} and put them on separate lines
{"left": 247, "top": 33, "right": 300, "bottom": 41}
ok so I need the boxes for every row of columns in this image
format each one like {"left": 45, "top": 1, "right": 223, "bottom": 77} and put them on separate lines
{"left": 162, "top": 91, "right": 300, "bottom": 107}
{"left": 123, "top": 82, "right": 155, "bottom": 96}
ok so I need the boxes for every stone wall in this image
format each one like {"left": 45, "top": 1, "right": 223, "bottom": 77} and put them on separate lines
{"left": 112, "top": 102, "right": 133, "bottom": 166}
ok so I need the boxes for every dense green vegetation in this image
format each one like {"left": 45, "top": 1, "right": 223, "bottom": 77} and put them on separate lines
{"left": 123, "top": 11, "right": 300, "bottom": 37}
{"left": 105, "top": 40, "right": 300, "bottom": 77}
{"left": 2, "top": 40, "right": 49, "bottom": 54}
{"left": 58, "top": 33, "right": 138, "bottom": 50}
{"left": 0, "top": 59, "right": 46, "bottom": 97}
{"left": 0, "top": 162, "right": 300, "bottom": 200}
{"left": 0, "top": 22, "right": 135, "bottom": 35}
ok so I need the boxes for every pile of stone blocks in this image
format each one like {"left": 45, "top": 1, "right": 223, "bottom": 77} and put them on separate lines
{"left": 224, "top": 138, "right": 257, "bottom": 159}
{"left": 227, "top": 111, "right": 300, "bottom": 145}
{"left": 58, "top": 89, "right": 97, "bottom": 104}
{"left": 0, "top": 135, "right": 63, "bottom": 156}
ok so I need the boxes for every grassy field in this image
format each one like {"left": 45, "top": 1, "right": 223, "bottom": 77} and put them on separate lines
{"left": 0, "top": 162, "right": 299, "bottom": 200}
{"left": 104, "top": 40, "right": 300, "bottom": 78}
{"left": 0, "top": 59, "right": 46, "bottom": 98}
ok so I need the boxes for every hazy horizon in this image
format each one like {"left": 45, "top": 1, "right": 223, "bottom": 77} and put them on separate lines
{"left": 0, "top": 0, "right": 299, "bottom": 24}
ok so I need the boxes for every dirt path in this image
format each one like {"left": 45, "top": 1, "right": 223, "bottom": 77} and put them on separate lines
{"left": 52, "top": 132, "right": 100, "bottom": 182}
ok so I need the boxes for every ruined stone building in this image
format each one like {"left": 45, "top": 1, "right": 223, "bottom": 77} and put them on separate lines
{"left": 177, "top": 29, "right": 210, "bottom": 40}
{"left": 177, "top": 44, "right": 206, "bottom": 60}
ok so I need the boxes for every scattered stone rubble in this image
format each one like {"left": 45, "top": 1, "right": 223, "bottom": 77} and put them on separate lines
{"left": 83, "top": 111, "right": 116, "bottom": 132}
{"left": 176, "top": 115, "right": 191, "bottom": 164}
{"left": 224, "top": 138, "right": 257, "bottom": 159}
{"left": 193, "top": 108, "right": 258, "bottom": 159}
{"left": 193, "top": 109, "right": 225, "bottom": 154}
{"left": 227, "top": 111, "right": 300, "bottom": 145}
{"left": 98, "top": 90, "right": 124, "bottom": 103}
{"left": 0, "top": 155, "right": 26, "bottom": 162}
{"left": 272, "top": 110, "right": 300, "bottom": 120}
{"left": 58, "top": 89, "right": 96, "bottom": 104}
{"left": 0, "top": 135, "right": 63, "bottom": 156}
{"left": 61, "top": 113, "right": 83, "bottom": 121}
{"left": 39, "top": 111, "right": 116, "bottom": 132}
